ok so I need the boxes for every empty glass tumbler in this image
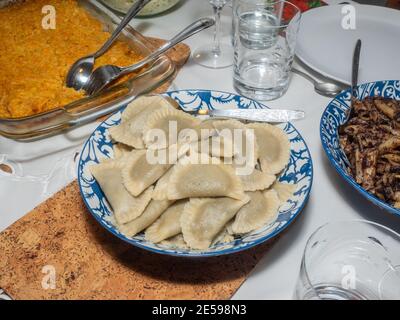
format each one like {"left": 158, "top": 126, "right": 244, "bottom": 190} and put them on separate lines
{"left": 294, "top": 220, "right": 400, "bottom": 300}
{"left": 233, "top": 0, "right": 301, "bottom": 100}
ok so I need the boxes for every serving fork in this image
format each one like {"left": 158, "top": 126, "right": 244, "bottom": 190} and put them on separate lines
{"left": 85, "top": 17, "right": 215, "bottom": 96}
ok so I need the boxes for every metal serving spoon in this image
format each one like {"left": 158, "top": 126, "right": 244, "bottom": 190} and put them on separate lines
{"left": 347, "top": 39, "right": 362, "bottom": 121}
{"left": 85, "top": 18, "right": 215, "bottom": 95}
{"left": 66, "top": 0, "right": 151, "bottom": 91}
{"left": 292, "top": 68, "right": 348, "bottom": 97}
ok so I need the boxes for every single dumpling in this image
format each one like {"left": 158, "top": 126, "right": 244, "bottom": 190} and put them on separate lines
{"left": 211, "top": 119, "right": 245, "bottom": 133}
{"left": 190, "top": 135, "right": 235, "bottom": 159}
{"left": 152, "top": 166, "right": 174, "bottom": 201}
{"left": 272, "top": 181, "right": 297, "bottom": 205}
{"left": 212, "top": 119, "right": 259, "bottom": 170}
{"left": 121, "top": 95, "right": 172, "bottom": 122}
{"left": 109, "top": 95, "right": 173, "bottom": 149}
{"left": 167, "top": 161, "right": 246, "bottom": 201}
{"left": 90, "top": 159, "right": 154, "bottom": 225}
{"left": 145, "top": 200, "right": 188, "bottom": 243}
{"left": 238, "top": 168, "right": 276, "bottom": 191}
{"left": 181, "top": 197, "right": 249, "bottom": 250}
{"left": 121, "top": 149, "right": 172, "bottom": 197}
{"left": 143, "top": 107, "right": 204, "bottom": 149}
{"left": 247, "top": 123, "right": 290, "bottom": 174}
{"left": 142, "top": 144, "right": 191, "bottom": 200}
{"left": 230, "top": 190, "right": 280, "bottom": 234}
{"left": 118, "top": 199, "right": 174, "bottom": 237}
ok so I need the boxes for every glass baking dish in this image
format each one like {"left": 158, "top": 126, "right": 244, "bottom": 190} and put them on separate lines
{"left": 0, "top": 0, "right": 176, "bottom": 140}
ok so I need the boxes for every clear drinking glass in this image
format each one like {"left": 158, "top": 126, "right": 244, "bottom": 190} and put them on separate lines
{"left": 193, "top": 0, "right": 234, "bottom": 69}
{"left": 294, "top": 220, "right": 400, "bottom": 300}
{"left": 233, "top": 0, "right": 301, "bottom": 100}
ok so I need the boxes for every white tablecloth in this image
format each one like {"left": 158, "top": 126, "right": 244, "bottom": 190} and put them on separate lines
{"left": 1, "top": 0, "right": 399, "bottom": 300}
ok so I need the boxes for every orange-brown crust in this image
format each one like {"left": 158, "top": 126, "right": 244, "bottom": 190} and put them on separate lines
{"left": 0, "top": 0, "right": 142, "bottom": 118}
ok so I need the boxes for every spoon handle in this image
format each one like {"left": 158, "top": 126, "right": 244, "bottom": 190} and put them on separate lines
{"left": 351, "top": 39, "right": 362, "bottom": 101}
{"left": 95, "top": 0, "right": 152, "bottom": 58}
{"left": 121, "top": 18, "right": 215, "bottom": 75}
{"left": 347, "top": 39, "right": 362, "bottom": 119}
{"left": 292, "top": 68, "right": 317, "bottom": 85}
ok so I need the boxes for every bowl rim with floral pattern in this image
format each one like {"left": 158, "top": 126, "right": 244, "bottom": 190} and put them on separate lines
{"left": 320, "top": 79, "right": 400, "bottom": 217}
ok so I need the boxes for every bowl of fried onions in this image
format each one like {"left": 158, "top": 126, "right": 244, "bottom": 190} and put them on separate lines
{"left": 320, "top": 80, "right": 400, "bottom": 217}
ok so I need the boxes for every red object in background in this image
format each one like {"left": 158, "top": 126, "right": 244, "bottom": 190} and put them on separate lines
{"left": 283, "top": 0, "right": 327, "bottom": 20}
{"left": 387, "top": 0, "right": 400, "bottom": 9}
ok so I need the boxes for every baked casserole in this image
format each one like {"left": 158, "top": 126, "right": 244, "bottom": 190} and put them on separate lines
{"left": 0, "top": 0, "right": 143, "bottom": 119}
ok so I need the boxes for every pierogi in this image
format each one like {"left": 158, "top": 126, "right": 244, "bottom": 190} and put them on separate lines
{"left": 91, "top": 95, "right": 295, "bottom": 250}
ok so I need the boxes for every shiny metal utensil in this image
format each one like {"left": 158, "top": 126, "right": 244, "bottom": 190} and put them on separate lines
{"left": 292, "top": 68, "right": 348, "bottom": 97}
{"left": 164, "top": 96, "right": 304, "bottom": 123}
{"left": 86, "top": 18, "right": 215, "bottom": 95}
{"left": 66, "top": 0, "right": 151, "bottom": 91}
{"left": 191, "top": 108, "right": 305, "bottom": 123}
{"left": 348, "top": 39, "right": 362, "bottom": 120}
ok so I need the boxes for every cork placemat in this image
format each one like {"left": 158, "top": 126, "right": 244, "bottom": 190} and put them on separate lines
{"left": 0, "top": 182, "right": 278, "bottom": 300}
{"left": 0, "top": 38, "right": 279, "bottom": 300}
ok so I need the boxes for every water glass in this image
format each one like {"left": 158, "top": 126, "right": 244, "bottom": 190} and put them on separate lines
{"left": 233, "top": 0, "right": 301, "bottom": 100}
{"left": 294, "top": 220, "right": 400, "bottom": 300}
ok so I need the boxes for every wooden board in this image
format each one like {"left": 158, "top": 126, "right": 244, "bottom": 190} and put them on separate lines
{"left": 0, "top": 39, "right": 280, "bottom": 300}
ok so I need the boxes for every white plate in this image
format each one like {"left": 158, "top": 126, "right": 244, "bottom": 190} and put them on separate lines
{"left": 296, "top": 4, "right": 400, "bottom": 84}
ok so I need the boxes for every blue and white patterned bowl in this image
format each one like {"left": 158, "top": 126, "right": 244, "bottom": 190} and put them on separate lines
{"left": 78, "top": 90, "right": 313, "bottom": 257}
{"left": 320, "top": 80, "right": 400, "bottom": 217}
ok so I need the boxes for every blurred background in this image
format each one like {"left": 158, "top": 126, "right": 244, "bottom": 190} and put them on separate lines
{"left": 356, "top": 0, "right": 400, "bottom": 8}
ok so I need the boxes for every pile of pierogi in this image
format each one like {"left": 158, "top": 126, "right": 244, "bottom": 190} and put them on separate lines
{"left": 90, "top": 95, "right": 296, "bottom": 250}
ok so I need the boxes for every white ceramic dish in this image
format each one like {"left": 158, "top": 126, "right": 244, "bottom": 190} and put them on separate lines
{"left": 99, "top": 0, "right": 181, "bottom": 16}
{"left": 296, "top": 4, "right": 400, "bottom": 84}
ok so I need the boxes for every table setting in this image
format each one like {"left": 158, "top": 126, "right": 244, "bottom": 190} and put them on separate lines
{"left": 1, "top": 0, "right": 400, "bottom": 301}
